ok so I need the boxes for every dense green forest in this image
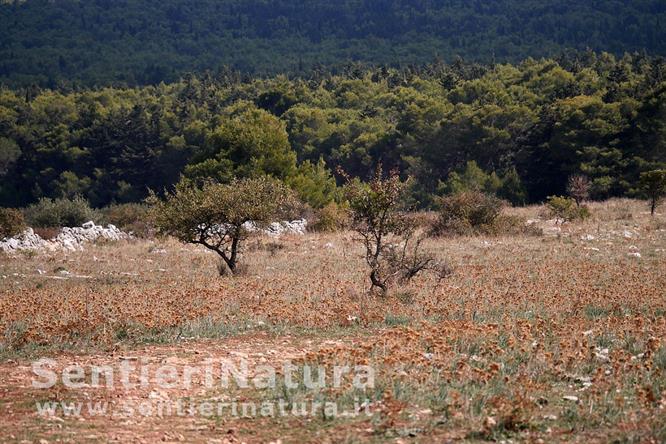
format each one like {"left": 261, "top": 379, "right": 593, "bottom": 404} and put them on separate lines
{"left": 1, "top": 53, "right": 665, "bottom": 209}
{"left": 1, "top": 0, "right": 665, "bottom": 87}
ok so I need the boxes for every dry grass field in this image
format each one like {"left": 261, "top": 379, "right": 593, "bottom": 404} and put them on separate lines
{"left": 1, "top": 199, "right": 665, "bottom": 443}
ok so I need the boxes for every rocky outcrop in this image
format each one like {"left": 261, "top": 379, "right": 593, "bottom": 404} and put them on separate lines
{"left": 0, "top": 228, "right": 47, "bottom": 252}
{"left": 242, "top": 219, "right": 308, "bottom": 237}
{"left": 0, "top": 221, "right": 130, "bottom": 253}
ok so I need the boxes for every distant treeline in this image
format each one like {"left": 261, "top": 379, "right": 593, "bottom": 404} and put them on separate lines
{"left": 0, "top": 0, "right": 665, "bottom": 87}
{"left": 0, "top": 53, "right": 665, "bottom": 208}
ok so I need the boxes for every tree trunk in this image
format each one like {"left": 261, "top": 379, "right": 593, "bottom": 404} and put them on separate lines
{"left": 229, "top": 236, "right": 239, "bottom": 272}
{"left": 196, "top": 238, "right": 240, "bottom": 276}
{"left": 217, "top": 259, "right": 233, "bottom": 276}
{"left": 370, "top": 269, "right": 387, "bottom": 295}
{"left": 218, "top": 253, "right": 236, "bottom": 276}
{"left": 651, "top": 198, "right": 656, "bottom": 216}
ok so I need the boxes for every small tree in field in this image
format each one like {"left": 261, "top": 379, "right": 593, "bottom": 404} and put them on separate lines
{"left": 567, "top": 174, "right": 590, "bottom": 207}
{"left": 343, "top": 166, "right": 447, "bottom": 295}
{"left": 639, "top": 170, "right": 666, "bottom": 215}
{"left": 545, "top": 195, "right": 591, "bottom": 222}
{"left": 149, "top": 177, "right": 294, "bottom": 275}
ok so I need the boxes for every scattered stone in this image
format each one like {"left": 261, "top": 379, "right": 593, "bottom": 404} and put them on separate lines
{"left": 594, "top": 347, "right": 610, "bottom": 362}
{"left": 627, "top": 252, "right": 642, "bottom": 258}
{"left": 578, "top": 382, "right": 593, "bottom": 391}
{"left": 563, "top": 395, "right": 579, "bottom": 403}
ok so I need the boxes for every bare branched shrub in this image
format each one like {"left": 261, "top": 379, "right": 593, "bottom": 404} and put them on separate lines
{"left": 149, "top": 176, "right": 295, "bottom": 276}
{"left": 386, "top": 234, "right": 453, "bottom": 284}
{"left": 343, "top": 166, "right": 448, "bottom": 295}
{"left": 567, "top": 174, "right": 591, "bottom": 207}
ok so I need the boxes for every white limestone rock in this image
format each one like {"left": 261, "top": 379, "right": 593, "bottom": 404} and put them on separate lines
{"left": 0, "top": 222, "right": 130, "bottom": 253}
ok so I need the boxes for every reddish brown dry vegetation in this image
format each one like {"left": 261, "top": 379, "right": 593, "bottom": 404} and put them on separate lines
{"left": 0, "top": 199, "right": 665, "bottom": 442}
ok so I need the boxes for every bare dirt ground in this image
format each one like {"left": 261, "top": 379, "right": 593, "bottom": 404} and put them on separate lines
{"left": 1, "top": 199, "right": 665, "bottom": 443}
{"left": 1, "top": 333, "right": 361, "bottom": 443}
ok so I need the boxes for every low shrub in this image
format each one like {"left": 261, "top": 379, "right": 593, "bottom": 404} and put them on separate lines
{"left": 545, "top": 196, "right": 591, "bottom": 222}
{"left": 248, "top": 240, "right": 286, "bottom": 256}
{"left": 310, "top": 202, "right": 350, "bottom": 232}
{"left": 490, "top": 214, "right": 542, "bottom": 237}
{"left": 404, "top": 211, "right": 438, "bottom": 229}
{"left": 277, "top": 195, "right": 313, "bottom": 222}
{"left": 0, "top": 207, "right": 26, "bottom": 238}
{"left": 2, "top": 320, "right": 30, "bottom": 352}
{"left": 431, "top": 191, "right": 505, "bottom": 236}
{"left": 24, "top": 196, "right": 99, "bottom": 228}
{"left": 100, "top": 203, "right": 153, "bottom": 237}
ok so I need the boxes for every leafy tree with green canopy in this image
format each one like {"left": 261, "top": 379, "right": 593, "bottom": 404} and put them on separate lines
{"left": 0, "top": 54, "right": 665, "bottom": 209}
{"left": 439, "top": 160, "right": 502, "bottom": 195}
{"left": 0, "top": 137, "right": 20, "bottom": 176}
{"left": 149, "top": 176, "right": 295, "bottom": 275}
{"left": 286, "top": 158, "right": 338, "bottom": 209}
{"left": 497, "top": 167, "right": 527, "bottom": 205}
{"left": 639, "top": 170, "right": 666, "bottom": 215}
{"left": 438, "top": 161, "right": 527, "bottom": 205}
{"left": 185, "top": 104, "right": 297, "bottom": 184}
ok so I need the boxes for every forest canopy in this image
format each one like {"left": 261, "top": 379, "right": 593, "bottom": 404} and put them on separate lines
{"left": 1, "top": 53, "right": 665, "bottom": 209}
{"left": 0, "top": 0, "right": 665, "bottom": 87}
